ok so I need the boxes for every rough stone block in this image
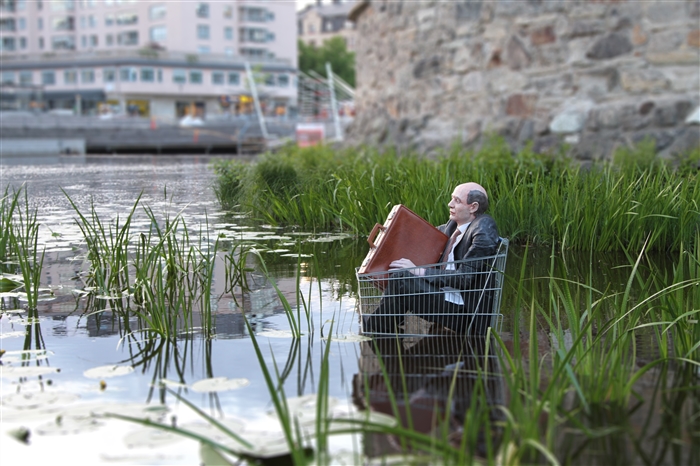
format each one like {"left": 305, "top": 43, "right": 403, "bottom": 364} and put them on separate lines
{"left": 647, "top": 3, "right": 687, "bottom": 24}
{"left": 488, "top": 69, "right": 528, "bottom": 93}
{"left": 688, "top": 30, "right": 700, "bottom": 48}
{"left": 620, "top": 68, "right": 670, "bottom": 93}
{"left": 530, "top": 25, "right": 556, "bottom": 45}
{"left": 563, "top": 19, "right": 606, "bottom": 38}
{"left": 506, "top": 35, "right": 532, "bottom": 70}
{"left": 586, "top": 33, "right": 634, "bottom": 60}
{"left": 647, "top": 31, "right": 685, "bottom": 53}
{"left": 506, "top": 93, "right": 538, "bottom": 117}
{"left": 646, "top": 50, "right": 700, "bottom": 65}
{"left": 455, "top": 0, "right": 483, "bottom": 21}
{"left": 453, "top": 43, "right": 485, "bottom": 73}
{"left": 654, "top": 99, "right": 696, "bottom": 127}
{"left": 413, "top": 55, "right": 442, "bottom": 79}
{"left": 631, "top": 24, "right": 647, "bottom": 46}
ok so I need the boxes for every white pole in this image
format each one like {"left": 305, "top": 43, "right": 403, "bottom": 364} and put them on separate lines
{"left": 325, "top": 62, "right": 343, "bottom": 142}
{"left": 245, "top": 62, "right": 269, "bottom": 139}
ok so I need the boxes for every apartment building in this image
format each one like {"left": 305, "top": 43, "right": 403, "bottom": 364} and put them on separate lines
{"left": 297, "top": 0, "right": 356, "bottom": 52}
{"left": 0, "top": 0, "right": 297, "bottom": 120}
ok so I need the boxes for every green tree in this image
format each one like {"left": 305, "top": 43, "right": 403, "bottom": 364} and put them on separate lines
{"left": 298, "top": 37, "right": 355, "bottom": 87}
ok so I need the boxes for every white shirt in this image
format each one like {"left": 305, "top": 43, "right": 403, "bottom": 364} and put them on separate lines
{"left": 443, "top": 223, "right": 470, "bottom": 305}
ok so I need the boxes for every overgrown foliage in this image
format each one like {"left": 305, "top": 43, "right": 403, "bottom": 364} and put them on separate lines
{"left": 211, "top": 140, "right": 700, "bottom": 253}
{"left": 298, "top": 37, "right": 355, "bottom": 87}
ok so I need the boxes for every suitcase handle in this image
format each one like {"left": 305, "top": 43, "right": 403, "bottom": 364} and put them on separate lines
{"left": 367, "top": 223, "right": 386, "bottom": 249}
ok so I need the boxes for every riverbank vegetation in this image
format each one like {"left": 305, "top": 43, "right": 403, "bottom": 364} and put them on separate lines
{"left": 212, "top": 139, "right": 700, "bottom": 253}
{"left": 2, "top": 168, "right": 698, "bottom": 464}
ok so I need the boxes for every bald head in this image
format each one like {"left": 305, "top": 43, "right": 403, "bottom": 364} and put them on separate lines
{"left": 454, "top": 182, "right": 489, "bottom": 215}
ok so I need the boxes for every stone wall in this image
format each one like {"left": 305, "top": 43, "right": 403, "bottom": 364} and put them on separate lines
{"left": 346, "top": 0, "right": 700, "bottom": 159}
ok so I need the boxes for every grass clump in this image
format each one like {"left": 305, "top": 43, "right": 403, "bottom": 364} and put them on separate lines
{"left": 212, "top": 140, "right": 699, "bottom": 253}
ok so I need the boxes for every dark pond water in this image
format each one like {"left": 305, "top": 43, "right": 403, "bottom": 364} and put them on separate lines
{"left": 0, "top": 155, "right": 690, "bottom": 465}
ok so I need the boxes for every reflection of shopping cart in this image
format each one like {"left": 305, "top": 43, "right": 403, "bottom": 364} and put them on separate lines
{"left": 356, "top": 238, "right": 509, "bottom": 336}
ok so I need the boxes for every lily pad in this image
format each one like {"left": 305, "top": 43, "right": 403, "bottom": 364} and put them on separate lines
{"left": 321, "top": 334, "right": 372, "bottom": 343}
{"left": 256, "top": 329, "right": 296, "bottom": 339}
{"left": 1, "top": 391, "right": 79, "bottom": 409}
{"left": 0, "top": 331, "right": 27, "bottom": 339}
{"left": 83, "top": 364, "right": 134, "bottom": 379}
{"left": 0, "top": 365, "right": 59, "bottom": 378}
{"left": 191, "top": 377, "right": 250, "bottom": 393}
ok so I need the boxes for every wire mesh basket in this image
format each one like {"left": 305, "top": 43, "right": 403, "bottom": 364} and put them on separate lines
{"left": 356, "top": 238, "right": 509, "bottom": 336}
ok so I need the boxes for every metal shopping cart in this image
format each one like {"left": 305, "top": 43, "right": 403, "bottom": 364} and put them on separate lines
{"left": 356, "top": 238, "right": 509, "bottom": 336}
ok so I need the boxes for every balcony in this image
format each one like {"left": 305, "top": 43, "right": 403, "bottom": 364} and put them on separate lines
{"left": 0, "top": 49, "right": 293, "bottom": 69}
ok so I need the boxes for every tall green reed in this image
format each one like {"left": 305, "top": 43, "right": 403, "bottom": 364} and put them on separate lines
{"left": 8, "top": 186, "right": 45, "bottom": 315}
{"left": 492, "top": 236, "right": 700, "bottom": 465}
{"left": 212, "top": 141, "right": 699, "bottom": 253}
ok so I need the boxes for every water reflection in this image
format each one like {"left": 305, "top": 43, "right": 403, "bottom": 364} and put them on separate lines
{"left": 353, "top": 334, "right": 506, "bottom": 461}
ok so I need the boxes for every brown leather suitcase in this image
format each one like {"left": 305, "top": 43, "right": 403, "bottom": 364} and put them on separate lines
{"left": 358, "top": 204, "right": 449, "bottom": 289}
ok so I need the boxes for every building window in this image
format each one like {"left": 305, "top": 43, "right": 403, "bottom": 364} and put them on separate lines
{"left": 50, "top": 0, "right": 74, "bottom": 12}
{"left": 1, "top": 71, "right": 15, "bottom": 84}
{"left": 173, "top": 69, "right": 186, "bottom": 84}
{"left": 149, "top": 4, "right": 166, "bottom": 20}
{"left": 197, "top": 46, "right": 210, "bottom": 55}
{"left": 19, "top": 71, "right": 32, "bottom": 85}
{"left": 157, "top": 69, "right": 162, "bottom": 82}
{"left": 38, "top": 18, "right": 43, "bottom": 30}
{"left": 224, "top": 26, "right": 233, "bottom": 40}
{"left": 189, "top": 70, "right": 203, "bottom": 84}
{"left": 106, "top": 34, "right": 113, "bottom": 46}
{"left": 240, "top": 47, "right": 271, "bottom": 59}
{"left": 150, "top": 25, "right": 166, "bottom": 43}
{"left": 105, "top": 14, "right": 113, "bottom": 26}
{"left": 197, "top": 24, "right": 209, "bottom": 40}
{"left": 240, "top": 7, "right": 273, "bottom": 22}
{"left": 227, "top": 72, "right": 239, "bottom": 85}
{"left": 38, "top": 37, "right": 44, "bottom": 49}
{"left": 103, "top": 68, "right": 116, "bottom": 82}
{"left": 19, "top": 37, "right": 26, "bottom": 49}
{"left": 88, "top": 15, "right": 95, "bottom": 27}
{"left": 196, "top": 2, "right": 208, "bottom": 18}
{"left": 140, "top": 67, "right": 154, "bottom": 82}
{"left": 119, "top": 67, "right": 137, "bottom": 82}
{"left": 212, "top": 71, "right": 224, "bottom": 85}
{"left": 264, "top": 74, "right": 275, "bottom": 86}
{"left": 278, "top": 74, "right": 289, "bottom": 87}
{"left": 0, "top": 37, "right": 16, "bottom": 52}
{"left": 64, "top": 70, "right": 78, "bottom": 84}
{"left": 52, "top": 16, "right": 75, "bottom": 31}
{"left": 224, "top": 47, "right": 233, "bottom": 57}
{"left": 116, "top": 12, "right": 137, "bottom": 26}
{"left": 89, "top": 34, "right": 97, "bottom": 46}
{"left": 0, "top": 18, "right": 16, "bottom": 32}
{"left": 18, "top": 17, "right": 26, "bottom": 30}
{"left": 80, "top": 16, "right": 85, "bottom": 28}
{"left": 117, "top": 30, "right": 138, "bottom": 46}
{"left": 223, "top": 5, "right": 232, "bottom": 18}
{"left": 81, "top": 69, "right": 95, "bottom": 83}
{"left": 42, "top": 71, "right": 56, "bottom": 85}
{"left": 240, "top": 27, "right": 272, "bottom": 43}
{"left": 52, "top": 35, "right": 75, "bottom": 50}
{"left": 81, "top": 35, "right": 87, "bottom": 47}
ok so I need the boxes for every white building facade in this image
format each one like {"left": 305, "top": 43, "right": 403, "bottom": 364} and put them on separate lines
{"left": 0, "top": 0, "right": 297, "bottom": 120}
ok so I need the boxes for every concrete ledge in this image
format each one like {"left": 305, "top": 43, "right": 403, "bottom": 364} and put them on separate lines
{"left": 1, "top": 138, "right": 86, "bottom": 155}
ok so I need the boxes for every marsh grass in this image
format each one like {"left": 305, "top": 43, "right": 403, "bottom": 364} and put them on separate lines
{"left": 64, "top": 190, "right": 232, "bottom": 339}
{"left": 7, "top": 186, "right": 45, "bottom": 315}
{"left": 492, "top": 239, "right": 700, "bottom": 465}
{"left": 212, "top": 141, "right": 699, "bottom": 253}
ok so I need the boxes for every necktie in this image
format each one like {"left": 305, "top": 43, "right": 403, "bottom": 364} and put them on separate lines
{"left": 441, "top": 229, "right": 461, "bottom": 266}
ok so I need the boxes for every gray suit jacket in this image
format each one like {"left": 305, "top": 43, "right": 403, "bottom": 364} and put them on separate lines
{"left": 422, "top": 214, "right": 500, "bottom": 293}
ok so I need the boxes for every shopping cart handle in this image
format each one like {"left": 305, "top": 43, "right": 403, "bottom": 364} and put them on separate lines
{"left": 367, "top": 223, "right": 386, "bottom": 249}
